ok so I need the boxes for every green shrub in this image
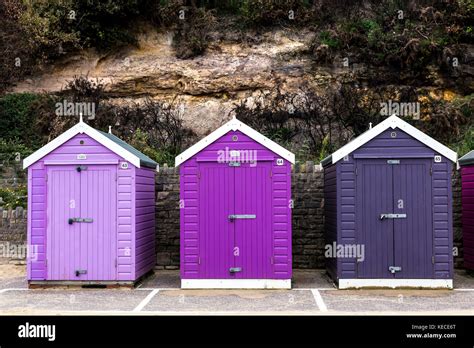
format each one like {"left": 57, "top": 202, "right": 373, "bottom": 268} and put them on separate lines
{"left": 0, "top": 185, "right": 27, "bottom": 209}
{"left": 172, "top": 6, "right": 216, "bottom": 59}
{"left": 129, "top": 128, "right": 176, "bottom": 165}
{"left": 0, "top": 139, "right": 33, "bottom": 164}
{"left": 0, "top": 93, "right": 44, "bottom": 149}
{"left": 238, "top": 0, "right": 312, "bottom": 26}
{"left": 319, "top": 30, "right": 340, "bottom": 49}
{"left": 19, "top": 0, "right": 81, "bottom": 61}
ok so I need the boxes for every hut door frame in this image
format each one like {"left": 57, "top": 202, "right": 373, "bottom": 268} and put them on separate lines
{"left": 356, "top": 159, "right": 434, "bottom": 279}
{"left": 198, "top": 160, "right": 273, "bottom": 279}
{"left": 46, "top": 164, "right": 117, "bottom": 281}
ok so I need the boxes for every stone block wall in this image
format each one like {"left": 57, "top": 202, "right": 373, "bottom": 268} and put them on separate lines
{"left": 155, "top": 165, "right": 180, "bottom": 270}
{"left": 0, "top": 163, "right": 466, "bottom": 269}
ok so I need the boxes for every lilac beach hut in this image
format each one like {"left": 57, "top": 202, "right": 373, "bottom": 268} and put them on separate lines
{"left": 175, "top": 118, "right": 295, "bottom": 289}
{"left": 321, "top": 115, "right": 457, "bottom": 289}
{"left": 23, "top": 118, "right": 157, "bottom": 286}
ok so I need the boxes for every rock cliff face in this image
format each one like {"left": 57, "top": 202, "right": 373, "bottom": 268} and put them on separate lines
{"left": 11, "top": 26, "right": 474, "bottom": 136}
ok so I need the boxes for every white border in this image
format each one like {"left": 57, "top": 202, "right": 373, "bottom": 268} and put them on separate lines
{"left": 181, "top": 279, "right": 292, "bottom": 289}
{"left": 175, "top": 118, "right": 295, "bottom": 166}
{"left": 338, "top": 279, "right": 453, "bottom": 289}
{"left": 326, "top": 115, "right": 457, "bottom": 165}
{"left": 23, "top": 120, "right": 141, "bottom": 169}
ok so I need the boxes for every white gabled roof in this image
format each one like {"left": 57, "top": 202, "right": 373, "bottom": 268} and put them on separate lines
{"left": 175, "top": 118, "right": 295, "bottom": 166}
{"left": 23, "top": 117, "right": 144, "bottom": 169}
{"left": 322, "top": 115, "right": 457, "bottom": 165}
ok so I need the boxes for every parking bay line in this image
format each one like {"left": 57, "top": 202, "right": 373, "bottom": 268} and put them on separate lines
{"left": 311, "top": 289, "right": 328, "bottom": 312}
{"left": 133, "top": 289, "right": 159, "bottom": 312}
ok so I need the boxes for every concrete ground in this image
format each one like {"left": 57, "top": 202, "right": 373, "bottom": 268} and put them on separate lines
{"left": 1, "top": 264, "right": 474, "bottom": 315}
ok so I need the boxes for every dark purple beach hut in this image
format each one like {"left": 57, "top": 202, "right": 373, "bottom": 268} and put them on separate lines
{"left": 175, "top": 118, "right": 295, "bottom": 289}
{"left": 321, "top": 115, "right": 457, "bottom": 289}
{"left": 23, "top": 118, "right": 157, "bottom": 286}
{"left": 459, "top": 150, "right": 474, "bottom": 270}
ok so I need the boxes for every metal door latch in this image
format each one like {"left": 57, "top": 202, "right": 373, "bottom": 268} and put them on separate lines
{"left": 229, "top": 267, "right": 242, "bottom": 273}
{"left": 389, "top": 266, "right": 402, "bottom": 274}
{"left": 228, "top": 214, "right": 256, "bottom": 221}
{"left": 68, "top": 218, "right": 94, "bottom": 224}
{"left": 75, "top": 270, "right": 87, "bottom": 276}
{"left": 228, "top": 161, "right": 241, "bottom": 167}
{"left": 380, "top": 213, "right": 407, "bottom": 220}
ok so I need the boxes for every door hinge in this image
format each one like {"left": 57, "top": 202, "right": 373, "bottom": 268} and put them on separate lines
{"left": 45, "top": 258, "right": 47, "bottom": 268}
{"left": 115, "top": 258, "right": 117, "bottom": 268}
{"left": 430, "top": 167, "right": 433, "bottom": 176}
{"left": 432, "top": 256, "right": 435, "bottom": 264}
{"left": 355, "top": 167, "right": 358, "bottom": 176}
{"left": 270, "top": 170, "right": 273, "bottom": 178}
{"left": 198, "top": 256, "right": 201, "bottom": 265}
{"left": 270, "top": 256, "right": 274, "bottom": 265}
{"left": 115, "top": 173, "right": 117, "bottom": 181}
{"left": 198, "top": 171, "right": 200, "bottom": 179}
{"left": 45, "top": 174, "right": 48, "bottom": 182}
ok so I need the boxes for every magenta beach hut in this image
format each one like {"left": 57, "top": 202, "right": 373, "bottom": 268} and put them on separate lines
{"left": 321, "top": 115, "right": 457, "bottom": 289}
{"left": 175, "top": 118, "right": 295, "bottom": 289}
{"left": 23, "top": 117, "right": 157, "bottom": 286}
{"left": 459, "top": 150, "right": 474, "bottom": 270}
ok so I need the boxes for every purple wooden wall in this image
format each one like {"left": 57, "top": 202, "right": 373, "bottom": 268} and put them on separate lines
{"left": 461, "top": 166, "right": 474, "bottom": 270}
{"left": 27, "top": 133, "right": 155, "bottom": 282}
{"left": 180, "top": 130, "right": 292, "bottom": 280}
{"left": 135, "top": 167, "right": 156, "bottom": 278}
{"left": 324, "top": 128, "right": 453, "bottom": 281}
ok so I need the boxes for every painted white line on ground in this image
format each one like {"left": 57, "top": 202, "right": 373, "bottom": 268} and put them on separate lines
{"left": 136, "top": 288, "right": 180, "bottom": 291}
{"left": 453, "top": 288, "right": 474, "bottom": 291}
{"left": 311, "top": 289, "right": 328, "bottom": 312}
{"left": 294, "top": 288, "right": 338, "bottom": 291}
{"left": 0, "top": 288, "right": 28, "bottom": 294}
{"left": 133, "top": 289, "right": 159, "bottom": 312}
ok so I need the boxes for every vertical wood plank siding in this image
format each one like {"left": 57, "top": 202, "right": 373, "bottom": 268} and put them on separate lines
{"left": 332, "top": 128, "right": 453, "bottom": 280}
{"left": 27, "top": 134, "right": 136, "bottom": 281}
{"left": 180, "top": 130, "right": 292, "bottom": 279}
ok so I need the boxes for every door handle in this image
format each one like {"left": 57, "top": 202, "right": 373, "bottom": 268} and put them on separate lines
{"left": 68, "top": 218, "right": 94, "bottom": 224}
{"left": 228, "top": 214, "right": 256, "bottom": 222}
{"left": 380, "top": 213, "right": 407, "bottom": 220}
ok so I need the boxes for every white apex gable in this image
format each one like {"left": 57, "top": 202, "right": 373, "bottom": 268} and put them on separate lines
{"left": 23, "top": 120, "right": 142, "bottom": 169}
{"left": 175, "top": 118, "right": 295, "bottom": 166}
{"left": 328, "top": 115, "right": 457, "bottom": 164}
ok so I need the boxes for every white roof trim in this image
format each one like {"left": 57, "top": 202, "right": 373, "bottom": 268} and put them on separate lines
{"left": 175, "top": 118, "right": 295, "bottom": 166}
{"left": 23, "top": 120, "right": 141, "bottom": 169}
{"left": 328, "top": 115, "right": 457, "bottom": 164}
